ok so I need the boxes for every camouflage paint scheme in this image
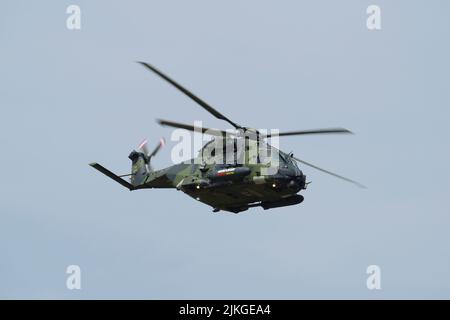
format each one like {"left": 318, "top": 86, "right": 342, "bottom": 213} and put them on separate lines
{"left": 90, "top": 137, "right": 306, "bottom": 213}
{"left": 128, "top": 139, "right": 306, "bottom": 213}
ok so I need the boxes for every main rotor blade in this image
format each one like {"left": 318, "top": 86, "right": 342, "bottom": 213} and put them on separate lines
{"left": 157, "top": 119, "right": 228, "bottom": 136}
{"left": 292, "top": 156, "right": 366, "bottom": 188}
{"left": 138, "top": 62, "right": 241, "bottom": 129}
{"left": 266, "top": 128, "right": 353, "bottom": 138}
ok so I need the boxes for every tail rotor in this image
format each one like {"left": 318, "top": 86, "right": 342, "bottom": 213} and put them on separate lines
{"left": 137, "top": 137, "right": 166, "bottom": 171}
{"left": 129, "top": 137, "right": 165, "bottom": 186}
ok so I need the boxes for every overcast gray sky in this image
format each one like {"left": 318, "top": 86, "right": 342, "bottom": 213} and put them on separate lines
{"left": 1, "top": 0, "right": 449, "bottom": 299}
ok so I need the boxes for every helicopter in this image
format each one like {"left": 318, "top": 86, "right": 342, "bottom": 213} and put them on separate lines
{"left": 89, "top": 62, "right": 365, "bottom": 213}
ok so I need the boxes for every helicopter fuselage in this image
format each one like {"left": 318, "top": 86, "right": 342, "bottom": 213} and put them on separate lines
{"left": 134, "top": 147, "right": 307, "bottom": 213}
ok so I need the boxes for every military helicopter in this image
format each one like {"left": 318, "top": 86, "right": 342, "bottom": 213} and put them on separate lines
{"left": 90, "top": 62, "right": 365, "bottom": 213}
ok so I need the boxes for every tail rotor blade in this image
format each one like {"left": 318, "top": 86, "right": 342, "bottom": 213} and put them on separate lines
{"left": 149, "top": 137, "right": 166, "bottom": 158}
{"left": 138, "top": 138, "right": 150, "bottom": 155}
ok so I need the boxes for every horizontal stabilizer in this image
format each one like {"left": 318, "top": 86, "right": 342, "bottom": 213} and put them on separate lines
{"left": 89, "top": 163, "right": 134, "bottom": 190}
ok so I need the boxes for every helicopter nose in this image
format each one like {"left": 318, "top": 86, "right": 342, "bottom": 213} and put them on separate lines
{"left": 300, "top": 174, "right": 307, "bottom": 189}
{"left": 287, "top": 173, "right": 306, "bottom": 190}
{"left": 287, "top": 180, "right": 298, "bottom": 189}
{"left": 296, "top": 173, "right": 306, "bottom": 189}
